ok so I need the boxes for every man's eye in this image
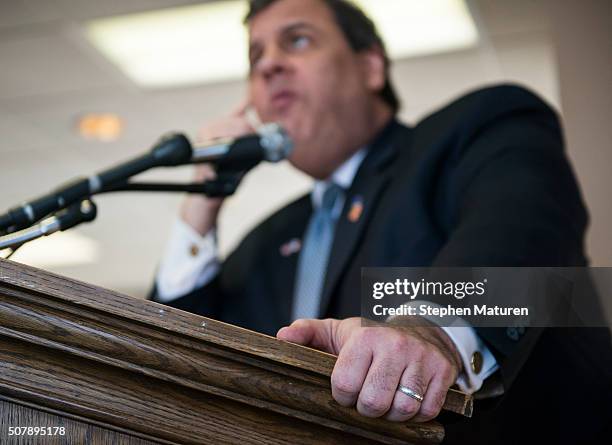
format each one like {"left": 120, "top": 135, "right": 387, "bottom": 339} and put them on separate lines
{"left": 290, "top": 35, "right": 310, "bottom": 50}
{"left": 249, "top": 52, "right": 262, "bottom": 68}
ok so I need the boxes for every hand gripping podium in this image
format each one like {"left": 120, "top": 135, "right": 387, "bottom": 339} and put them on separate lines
{"left": 0, "top": 259, "right": 471, "bottom": 444}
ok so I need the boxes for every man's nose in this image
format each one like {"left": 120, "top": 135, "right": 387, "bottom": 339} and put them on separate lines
{"left": 253, "top": 45, "right": 289, "bottom": 80}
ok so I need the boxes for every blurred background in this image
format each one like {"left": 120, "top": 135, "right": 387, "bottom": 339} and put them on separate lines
{"left": 0, "top": 0, "right": 610, "bottom": 318}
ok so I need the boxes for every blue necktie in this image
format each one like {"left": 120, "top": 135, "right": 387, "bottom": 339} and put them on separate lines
{"left": 292, "top": 183, "right": 344, "bottom": 320}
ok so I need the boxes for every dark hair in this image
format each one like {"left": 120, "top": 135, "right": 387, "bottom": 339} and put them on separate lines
{"left": 245, "top": 0, "right": 400, "bottom": 112}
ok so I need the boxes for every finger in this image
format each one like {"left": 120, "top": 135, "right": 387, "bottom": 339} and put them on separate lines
{"left": 192, "top": 164, "right": 217, "bottom": 182}
{"left": 330, "top": 337, "right": 373, "bottom": 407}
{"left": 232, "top": 99, "right": 252, "bottom": 117}
{"left": 411, "top": 372, "right": 454, "bottom": 423}
{"left": 334, "top": 317, "right": 365, "bottom": 350}
{"left": 385, "top": 363, "right": 431, "bottom": 422}
{"left": 356, "top": 352, "right": 405, "bottom": 418}
{"left": 244, "top": 106, "right": 262, "bottom": 129}
{"left": 276, "top": 319, "right": 335, "bottom": 353}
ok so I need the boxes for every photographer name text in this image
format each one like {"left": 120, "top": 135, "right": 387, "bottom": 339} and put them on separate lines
{"left": 373, "top": 304, "right": 529, "bottom": 317}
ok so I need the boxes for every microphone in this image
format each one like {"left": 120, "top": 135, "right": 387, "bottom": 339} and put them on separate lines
{"left": 0, "top": 200, "right": 97, "bottom": 251}
{"left": 192, "top": 123, "right": 293, "bottom": 170}
{"left": 0, "top": 123, "right": 293, "bottom": 235}
{"left": 0, "top": 133, "right": 192, "bottom": 234}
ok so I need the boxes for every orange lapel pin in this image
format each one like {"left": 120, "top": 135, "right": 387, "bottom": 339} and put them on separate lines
{"left": 348, "top": 196, "right": 364, "bottom": 223}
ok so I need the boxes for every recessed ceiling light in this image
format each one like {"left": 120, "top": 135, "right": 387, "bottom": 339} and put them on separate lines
{"left": 85, "top": 0, "right": 478, "bottom": 88}
{"left": 354, "top": 0, "right": 479, "bottom": 59}
{"left": 86, "top": 1, "right": 249, "bottom": 87}
{"left": 77, "top": 113, "right": 123, "bottom": 141}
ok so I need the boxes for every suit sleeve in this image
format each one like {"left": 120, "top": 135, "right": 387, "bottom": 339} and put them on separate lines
{"left": 430, "top": 88, "right": 588, "bottom": 390}
{"left": 148, "top": 222, "right": 226, "bottom": 318}
{"left": 148, "top": 225, "right": 260, "bottom": 319}
{"left": 150, "top": 271, "right": 226, "bottom": 319}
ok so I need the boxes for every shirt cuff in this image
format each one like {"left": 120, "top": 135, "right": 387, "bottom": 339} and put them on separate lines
{"left": 155, "top": 218, "right": 220, "bottom": 302}
{"left": 389, "top": 301, "right": 499, "bottom": 394}
{"left": 439, "top": 323, "right": 499, "bottom": 394}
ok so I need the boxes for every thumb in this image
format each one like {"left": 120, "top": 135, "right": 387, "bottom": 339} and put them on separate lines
{"left": 277, "top": 319, "right": 337, "bottom": 354}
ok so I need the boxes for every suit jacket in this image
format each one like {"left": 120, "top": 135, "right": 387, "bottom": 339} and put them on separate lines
{"left": 153, "top": 84, "right": 612, "bottom": 444}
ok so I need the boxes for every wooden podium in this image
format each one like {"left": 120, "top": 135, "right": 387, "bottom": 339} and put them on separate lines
{"left": 0, "top": 259, "right": 471, "bottom": 444}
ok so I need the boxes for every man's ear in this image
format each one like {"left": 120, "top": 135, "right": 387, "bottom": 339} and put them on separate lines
{"left": 359, "top": 45, "right": 386, "bottom": 93}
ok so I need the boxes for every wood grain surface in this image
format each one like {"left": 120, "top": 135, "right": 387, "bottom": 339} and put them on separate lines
{"left": 0, "top": 259, "right": 470, "bottom": 444}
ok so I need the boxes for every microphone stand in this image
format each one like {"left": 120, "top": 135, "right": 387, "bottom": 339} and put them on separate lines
{"left": 0, "top": 169, "right": 247, "bottom": 255}
{"left": 0, "top": 131, "right": 264, "bottom": 251}
{"left": 0, "top": 199, "right": 97, "bottom": 253}
{"left": 98, "top": 170, "right": 248, "bottom": 198}
{"left": 0, "top": 124, "right": 289, "bottom": 237}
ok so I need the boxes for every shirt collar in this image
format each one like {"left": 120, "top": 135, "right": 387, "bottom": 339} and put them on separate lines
{"left": 311, "top": 147, "right": 368, "bottom": 208}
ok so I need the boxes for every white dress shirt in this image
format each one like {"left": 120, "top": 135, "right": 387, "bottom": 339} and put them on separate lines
{"left": 155, "top": 147, "right": 498, "bottom": 394}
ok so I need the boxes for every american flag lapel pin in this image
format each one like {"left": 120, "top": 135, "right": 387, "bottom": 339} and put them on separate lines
{"left": 348, "top": 195, "right": 364, "bottom": 223}
{"left": 280, "top": 238, "right": 302, "bottom": 257}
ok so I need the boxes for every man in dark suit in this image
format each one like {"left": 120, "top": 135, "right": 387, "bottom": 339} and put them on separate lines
{"left": 153, "top": 0, "right": 612, "bottom": 443}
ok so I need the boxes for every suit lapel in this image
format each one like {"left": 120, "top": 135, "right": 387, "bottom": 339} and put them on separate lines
{"left": 318, "top": 121, "right": 412, "bottom": 316}
{"left": 318, "top": 176, "right": 390, "bottom": 315}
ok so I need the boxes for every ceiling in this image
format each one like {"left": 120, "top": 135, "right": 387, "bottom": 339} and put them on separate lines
{"left": 0, "top": 0, "right": 557, "bottom": 297}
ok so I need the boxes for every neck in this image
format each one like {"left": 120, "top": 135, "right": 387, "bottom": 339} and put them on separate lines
{"left": 366, "top": 101, "right": 394, "bottom": 147}
{"left": 297, "top": 101, "right": 395, "bottom": 180}
{"left": 333, "top": 101, "right": 394, "bottom": 170}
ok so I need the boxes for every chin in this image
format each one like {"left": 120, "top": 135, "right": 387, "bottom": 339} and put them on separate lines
{"left": 288, "top": 149, "right": 331, "bottom": 180}
{"left": 276, "top": 116, "right": 300, "bottom": 139}
{"left": 271, "top": 107, "right": 309, "bottom": 138}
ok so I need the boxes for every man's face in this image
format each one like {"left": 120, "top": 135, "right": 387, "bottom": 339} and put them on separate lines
{"left": 247, "top": 0, "right": 387, "bottom": 179}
